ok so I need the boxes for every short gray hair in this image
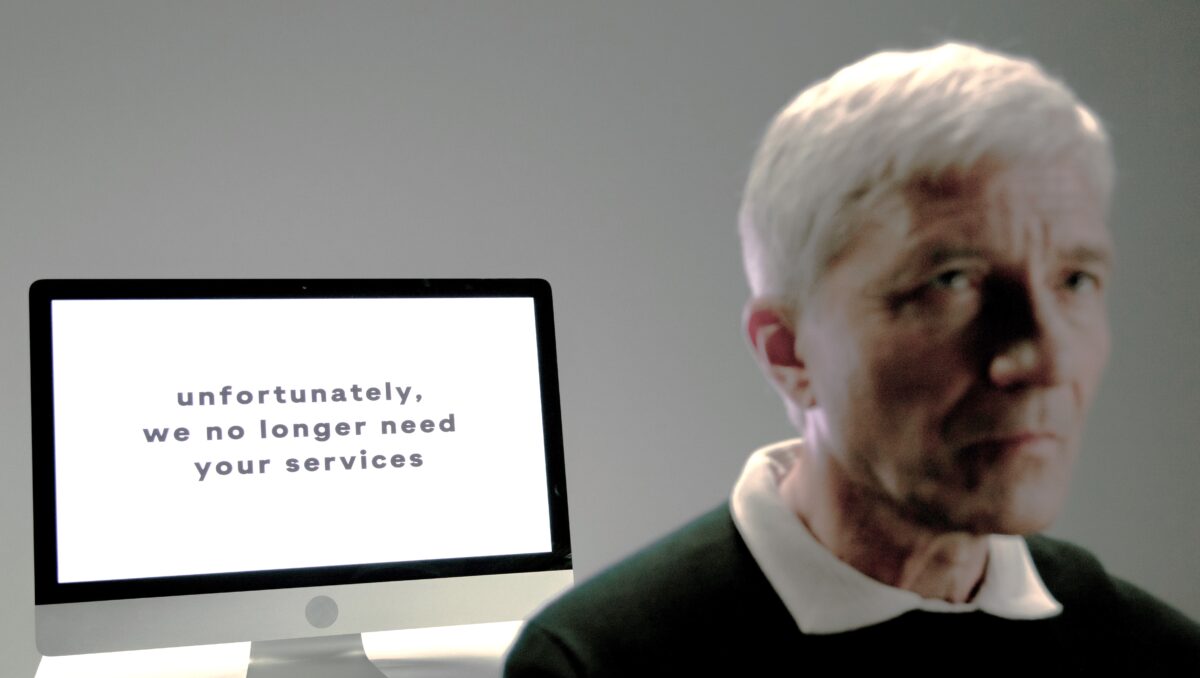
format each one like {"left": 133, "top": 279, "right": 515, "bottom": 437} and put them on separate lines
{"left": 738, "top": 42, "right": 1113, "bottom": 313}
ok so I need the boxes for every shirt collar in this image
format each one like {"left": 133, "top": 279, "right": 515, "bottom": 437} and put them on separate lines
{"left": 730, "top": 439, "right": 1062, "bottom": 634}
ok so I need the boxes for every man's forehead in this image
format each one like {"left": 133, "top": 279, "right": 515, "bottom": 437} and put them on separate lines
{"left": 889, "top": 160, "right": 1113, "bottom": 266}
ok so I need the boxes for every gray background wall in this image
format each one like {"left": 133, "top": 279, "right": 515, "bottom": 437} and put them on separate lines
{"left": 2, "top": 2, "right": 1197, "bottom": 674}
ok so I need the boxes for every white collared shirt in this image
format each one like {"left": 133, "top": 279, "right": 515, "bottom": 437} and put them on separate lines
{"left": 730, "top": 439, "right": 1062, "bottom": 634}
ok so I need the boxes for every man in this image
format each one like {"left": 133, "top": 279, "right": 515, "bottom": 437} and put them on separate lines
{"left": 505, "top": 43, "right": 1200, "bottom": 674}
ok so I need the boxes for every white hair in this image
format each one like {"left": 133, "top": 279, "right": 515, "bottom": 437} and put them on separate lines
{"left": 739, "top": 42, "right": 1114, "bottom": 313}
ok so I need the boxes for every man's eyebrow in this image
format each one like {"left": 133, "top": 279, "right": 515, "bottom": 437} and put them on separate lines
{"left": 924, "top": 245, "right": 987, "bottom": 267}
{"left": 1059, "top": 244, "right": 1114, "bottom": 269}
{"left": 883, "top": 244, "right": 985, "bottom": 280}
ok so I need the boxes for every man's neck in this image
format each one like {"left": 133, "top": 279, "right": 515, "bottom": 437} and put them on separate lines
{"left": 781, "top": 444, "right": 989, "bottom": 604}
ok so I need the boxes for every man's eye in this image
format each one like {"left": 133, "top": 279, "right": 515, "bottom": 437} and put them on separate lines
{"left": 1063, "top": 270, "right": 1101, "bottom": 293}
{"left": 888, "top": 267, "right": 983, "bottom": 314}
{"left": 930, "top": 269, "right": 974, "bottom": 291}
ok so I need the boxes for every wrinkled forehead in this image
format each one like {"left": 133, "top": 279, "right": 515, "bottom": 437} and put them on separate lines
{"left": 893, "top": 158, "right": 1114, "bottom": 263}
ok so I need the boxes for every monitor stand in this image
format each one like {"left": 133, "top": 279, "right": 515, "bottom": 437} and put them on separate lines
{"left": 247, "top": 634, "right": 385, "bottom": 678}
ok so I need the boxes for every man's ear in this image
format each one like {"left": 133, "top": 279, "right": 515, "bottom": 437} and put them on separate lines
{"left": 744, "top": 299, "right": 816, "bottom": 408}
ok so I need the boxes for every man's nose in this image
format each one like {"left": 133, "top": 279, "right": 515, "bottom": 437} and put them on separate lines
{"left": 983, "top": 282, "right": 1070, "bottom": 389}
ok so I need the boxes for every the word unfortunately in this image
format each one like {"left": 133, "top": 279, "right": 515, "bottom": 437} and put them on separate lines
{"left": 176, "top": 382, "right": 418, "bottom": 406}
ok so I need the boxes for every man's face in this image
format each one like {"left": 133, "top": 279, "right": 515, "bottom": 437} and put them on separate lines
{"left": 797, "top": 159, "right": 1112, "bottom": 535}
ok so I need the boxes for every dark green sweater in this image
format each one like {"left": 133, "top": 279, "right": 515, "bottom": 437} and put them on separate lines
{"left": 506, "top": 504, "right": 1200, "bottom": 675}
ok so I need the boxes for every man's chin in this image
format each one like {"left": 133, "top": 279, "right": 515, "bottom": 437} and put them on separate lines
{"left": 898, "top": 467, "right": 1070, "bottom": 535}
{"left": 968, "top": 509, "right": 1056, "bottom": 536}
{"left": 930, "top": 440, "right": 1075, "bottom": 534}
{"left": 932, "top": 483, "right": 1068, "bottom": 535}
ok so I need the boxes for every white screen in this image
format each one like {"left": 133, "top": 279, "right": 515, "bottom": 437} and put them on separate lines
{"left": 50, "top": 297, "right": 553, "bottom": 583}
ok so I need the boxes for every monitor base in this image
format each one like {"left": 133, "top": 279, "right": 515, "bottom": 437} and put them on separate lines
{"left": 248, "top": 633, "right": 385, "bottom": 678}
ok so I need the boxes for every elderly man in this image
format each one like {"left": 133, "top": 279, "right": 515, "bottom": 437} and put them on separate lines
{"left": 505, "top": 43, "right": 1200, "bottom": 674}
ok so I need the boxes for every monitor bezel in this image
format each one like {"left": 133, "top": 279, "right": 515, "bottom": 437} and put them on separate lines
{"left": 30, "top": 278, "right": 571, "bottom": 606}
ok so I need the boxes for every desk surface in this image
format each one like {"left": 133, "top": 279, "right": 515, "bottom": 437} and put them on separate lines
{"left": 35, "top": 621, "right": 523, "bottom": 678}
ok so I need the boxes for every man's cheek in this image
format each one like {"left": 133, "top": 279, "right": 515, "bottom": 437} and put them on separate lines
{"left": 870, "top": 336, "right": 962, "bottom": 402}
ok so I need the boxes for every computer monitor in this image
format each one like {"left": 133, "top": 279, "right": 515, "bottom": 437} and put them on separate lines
{"left": 31, "top": 279, "right": 572, "bottom": 675}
